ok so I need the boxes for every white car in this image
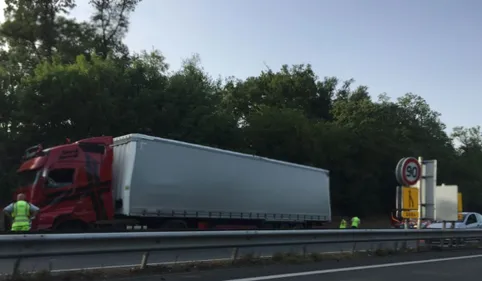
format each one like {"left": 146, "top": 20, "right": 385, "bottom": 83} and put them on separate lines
{"left": 427, "top": 212, "right": 482, "bottom": 229}
{"left": 425, "top": 212, "right": 482, "bottom": 246}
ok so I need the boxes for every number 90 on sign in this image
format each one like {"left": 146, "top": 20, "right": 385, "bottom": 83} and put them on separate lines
{"left": 405, "top": 164, "right": 418, "bottom": 180}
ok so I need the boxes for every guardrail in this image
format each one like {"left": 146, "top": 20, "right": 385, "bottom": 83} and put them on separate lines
{"left": 4, "top": 229, "right": 482, "bottom": 275}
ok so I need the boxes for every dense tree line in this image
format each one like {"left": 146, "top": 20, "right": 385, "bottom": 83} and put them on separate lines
{"left": 1, "top": 0, "right": 481, "bottom": 217}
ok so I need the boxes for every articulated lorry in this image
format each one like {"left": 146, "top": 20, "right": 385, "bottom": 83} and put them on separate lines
{"left": 6, "top": 134, "right": 331, "bottom": 231}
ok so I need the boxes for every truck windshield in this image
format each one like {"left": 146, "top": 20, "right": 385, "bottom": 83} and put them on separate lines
{"left": 18, "top": 169, "right": 41, "bottom": 187}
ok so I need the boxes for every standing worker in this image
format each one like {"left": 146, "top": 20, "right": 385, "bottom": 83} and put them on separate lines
{"left": 3, "top": 193, "right": 39, "bottom": 232}
{"left": 339, "top": 217, "right": 347, "bottom": 229}
{"left": 351, "top": 216, "right": 361, "bottom": 229}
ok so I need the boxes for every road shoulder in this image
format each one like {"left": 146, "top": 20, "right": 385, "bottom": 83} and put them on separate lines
{"left": 153, "top": 248, "right": 482, "bottom": 281}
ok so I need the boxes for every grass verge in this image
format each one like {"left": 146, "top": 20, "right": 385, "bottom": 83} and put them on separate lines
{"left": 2, "top": 243, "right": 479, "bottom": 281}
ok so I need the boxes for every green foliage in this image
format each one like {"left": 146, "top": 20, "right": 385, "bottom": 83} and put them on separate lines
{"left": 0, "top": 0, "right": 481, "bottom": 215}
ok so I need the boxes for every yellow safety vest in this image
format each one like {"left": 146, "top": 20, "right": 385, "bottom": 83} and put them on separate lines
{"left": 339, "top": 219, "right": 347, "bottom": 229}
{"left": 351, "top": 216, "right": 360, "bottom": 228}
{"left": 12, "top": 200, "right": 31, "bottom": 228}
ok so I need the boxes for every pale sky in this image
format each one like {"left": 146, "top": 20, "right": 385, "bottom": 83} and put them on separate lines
{"left": 3, "top": 0, "right": 482, "bottom": 132}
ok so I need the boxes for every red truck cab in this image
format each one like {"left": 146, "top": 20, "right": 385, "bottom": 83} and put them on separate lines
{"left": 11, "top": 137, "right": 115, "bottom": 231}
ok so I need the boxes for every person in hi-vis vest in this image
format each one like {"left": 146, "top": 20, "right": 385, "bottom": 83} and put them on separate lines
{"left": 339, "top": 218, "right": 347, "bottom": 229}
{"left": 3, "top": 193, "right": 39, "bottom": 232}
{"left": 351, "top": 216, "right": 361, "bottom": 229}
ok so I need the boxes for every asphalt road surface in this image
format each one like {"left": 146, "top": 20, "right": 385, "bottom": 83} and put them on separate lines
{"left": 0, "top": 240, "right": 418, "bottom": 274}
{"left": 144, "top": 249, "right": 482, "bottom": 281}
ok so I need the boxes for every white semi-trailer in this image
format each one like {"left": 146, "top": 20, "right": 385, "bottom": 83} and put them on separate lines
{"left": 11, "top": 133, "right": 331, "bottom": 231}
{"left": 112, "top": 134, "right": 332, "bottom": 229}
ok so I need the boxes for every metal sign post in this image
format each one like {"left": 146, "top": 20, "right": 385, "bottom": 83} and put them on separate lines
{"left": 417, "top": 156, "right": 423, "bottom": 229}
{"left": 421, "top": 159, "right": 437, "bottom": 222}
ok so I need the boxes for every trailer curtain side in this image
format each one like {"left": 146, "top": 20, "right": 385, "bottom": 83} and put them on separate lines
{"left": 112, "top": 134, "right": 331, "bottom": 223}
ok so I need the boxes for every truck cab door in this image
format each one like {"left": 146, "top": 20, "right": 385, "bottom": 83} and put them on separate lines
{"left": 43, "top": 163, "right": 77, "bottom": 203}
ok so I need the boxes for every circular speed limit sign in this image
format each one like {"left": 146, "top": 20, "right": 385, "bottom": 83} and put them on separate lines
{"left": 395, "top": 157, "right": 421, "bottom": 186}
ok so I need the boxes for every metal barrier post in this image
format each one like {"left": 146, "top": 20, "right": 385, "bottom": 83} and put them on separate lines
{"left": 140, "top": 252, "right": 150, "bottom": 269}
{"left": 231, "top": 247, "right": 239, "bottom": 263}
{"left": 12, "top": 258, "right": 22, "bottom": 277}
